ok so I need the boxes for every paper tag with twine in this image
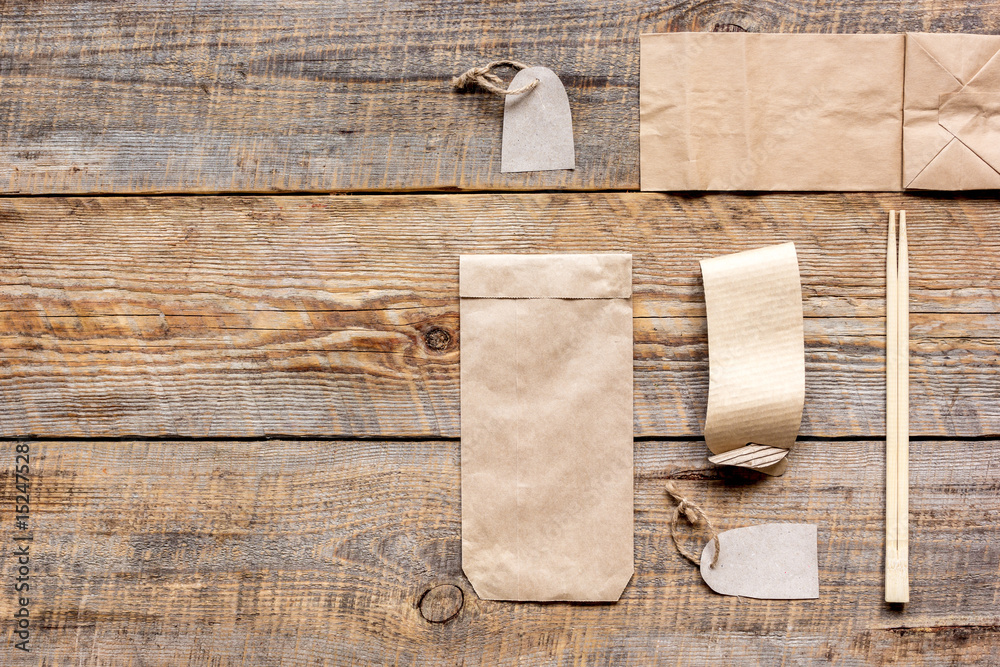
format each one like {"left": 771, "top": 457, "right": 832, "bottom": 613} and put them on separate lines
{"left": 665, "top": 481, "right": 820, "bottom": 600}
{"left": 452, "top": 60, "right": 575, "bottom": 173}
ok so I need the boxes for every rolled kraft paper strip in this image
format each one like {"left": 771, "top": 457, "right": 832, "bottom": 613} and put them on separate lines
{"left": 699, "top": 242, "right": 805, "bottom": 476}
{"left": 460, "top": 254, "right": 634, "bottom": 601}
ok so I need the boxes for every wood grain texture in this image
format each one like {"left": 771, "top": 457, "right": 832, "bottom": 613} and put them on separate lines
{"left": 4, "top": 0, "right": 1000, "bottom": 194}
{"left": 2, "top": 192, "right": 999, "bottom": 439}
{"left": 0, "top": 437, "right": 996, "bottom": 665}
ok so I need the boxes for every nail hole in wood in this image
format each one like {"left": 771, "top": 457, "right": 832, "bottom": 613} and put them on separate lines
{"left": 418, "top": 584, "right": 464, "bottom": 623}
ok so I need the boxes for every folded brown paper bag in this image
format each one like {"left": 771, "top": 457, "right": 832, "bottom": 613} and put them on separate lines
{"left": 460, "top": 254, "right": 634, "bottom": 601}
{"left": 642, "top": 32, "right": 1000, "bottom": 191}
{"left": 700, "top": 243, "right": 804, "bottom": 476}
{"left": 640, "top": 33, "right": 904, "bottom": 191}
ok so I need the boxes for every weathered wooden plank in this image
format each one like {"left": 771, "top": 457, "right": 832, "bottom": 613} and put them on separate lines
{"left": 0, "top": 437, "right": 996, "bottom": 664}
{"left": 1, "top": 193, "right": 999, "bottom": 439}
{"left": 4, "top": 1, "right": 1000, "bottom": 194}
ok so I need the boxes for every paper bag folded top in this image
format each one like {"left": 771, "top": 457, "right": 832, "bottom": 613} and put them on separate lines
{"left": 904, "top": 33, "right": 1000, "bottom": 189}
{"left": 460, "top": 254, "right": 634, "bottom": 602}
{"left": 641, "top": 32, "right": 1000, "bottom": 191}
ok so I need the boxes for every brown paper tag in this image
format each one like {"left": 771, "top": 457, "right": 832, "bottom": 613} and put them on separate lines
{"left": 700, "top": 524, "right": 819, "bottom": 599}
{"left": 501, "top": 67, "right": 575, "bottom": 173}
{"left": 699, "top": 242, "right": 805, "bottom": 476}
{"left": 460, "top": 254, "right": 633, "bottom": 601}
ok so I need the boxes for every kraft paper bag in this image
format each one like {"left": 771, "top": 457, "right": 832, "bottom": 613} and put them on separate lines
{"left": 460, "top": 254, "right": 634, "bottom": 601}
{"left": 640, "top": 33, "right": 904, "bottom": 191}
{"left": 700, "top": 243, "right": 804, "bottom": 476}
{"left": 903, "top": 33, "right": 1000, "bottom": 189}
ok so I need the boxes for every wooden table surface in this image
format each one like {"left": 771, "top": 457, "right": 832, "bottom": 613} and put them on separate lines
{"left": 2, "top": 2, "right": 999, "bottom": 665}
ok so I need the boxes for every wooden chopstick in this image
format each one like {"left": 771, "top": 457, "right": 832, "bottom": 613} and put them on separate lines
{"left": 886, "top": 210, "right": 910, "bottom": 604}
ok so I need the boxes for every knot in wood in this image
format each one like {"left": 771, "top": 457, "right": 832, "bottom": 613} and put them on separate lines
{"left": 418, "top": 584, "right": 464, "bottom": 623}
{"left": 423, "top": 327, "right": 453, "bottom": 352}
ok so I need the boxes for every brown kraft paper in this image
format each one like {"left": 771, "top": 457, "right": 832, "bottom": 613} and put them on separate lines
{"left": 640, "top": 33, "right": 904, "bottom": 191}
{"left": 460, "top": 254, "right": 634, "bottom": 601}
{"left": 700, "top": 243, "right": 805, "bottom": 476}
{"left": 904, "top": 33, "right": 1000, "bottom": 189}
{"left": 641, "top": 32, "right": 1000, "bottom": 191}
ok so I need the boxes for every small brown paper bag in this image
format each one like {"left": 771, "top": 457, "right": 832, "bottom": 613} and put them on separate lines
{"left": 460, "top": 254, "right": 634, "bottom": 601}
{"left": 700, "top": 243, "right": 805, "bottom": 476}
{"left": 640, "top": 32, "right": 1000, "bottom": 191}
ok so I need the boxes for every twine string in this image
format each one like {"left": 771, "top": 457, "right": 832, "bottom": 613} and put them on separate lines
{"left": 451, "top": 60, "right": 540, "bottom": 96}
{"left": 664, "top": 481, "right": 721, "bottom": 569}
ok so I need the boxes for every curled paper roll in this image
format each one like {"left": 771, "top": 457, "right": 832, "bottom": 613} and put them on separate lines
{"left": 699, "top": 243, "right": 805, "bottom": 476}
